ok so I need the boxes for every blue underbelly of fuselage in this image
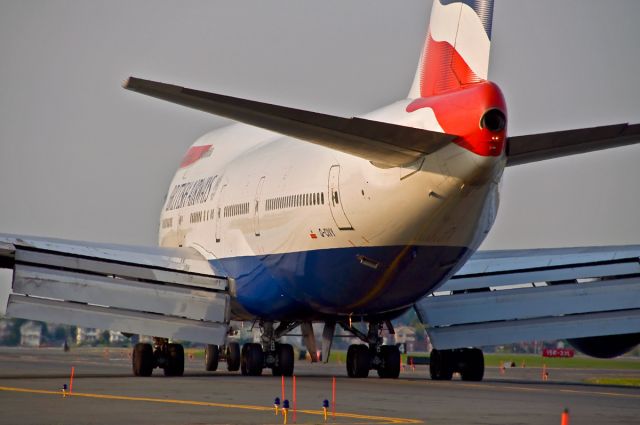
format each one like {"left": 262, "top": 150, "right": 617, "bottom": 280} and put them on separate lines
{"left": 210, "top": 244, "right": 470, "bottom": 321}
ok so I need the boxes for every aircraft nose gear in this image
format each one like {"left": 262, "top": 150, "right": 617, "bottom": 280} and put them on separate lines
{"left": 341, "top": 320, "right": 401, "bottom": 379}
{"left": 429, "top": 348, "right": 484, "bottom": 381}
{"left": 132, "top": 337, "right": 184, "bottom": 377}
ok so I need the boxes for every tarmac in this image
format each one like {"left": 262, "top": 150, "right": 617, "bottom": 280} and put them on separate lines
{"left": 0, "top": 347, "right": 638, "bottom": 425}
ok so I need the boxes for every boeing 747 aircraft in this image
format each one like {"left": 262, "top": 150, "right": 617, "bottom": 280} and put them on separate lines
{"left": 2, "top": 0, "right": 639, "bottom": 380}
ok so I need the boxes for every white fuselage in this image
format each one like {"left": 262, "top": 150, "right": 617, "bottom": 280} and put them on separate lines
{"left": 158, "top": 100, "right": 504, "bottom": 320}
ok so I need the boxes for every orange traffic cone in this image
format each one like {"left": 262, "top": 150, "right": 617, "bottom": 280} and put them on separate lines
{"left": 561, "top": 408, "right": 570, "bottom": 425}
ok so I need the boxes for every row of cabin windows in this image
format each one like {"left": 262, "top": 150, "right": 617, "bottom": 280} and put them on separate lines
{"left": 161, "top": 217, "right": 173, "bottom": 229}
{"left": 224, "top": 202, "right": 249, "bottom": 217}
{"left": 190, "top": 209, "right": 215, "bottom": 224}
{"left": 176, "top": 191, "right": 326, "bottom": 226}
{"left": 266, "top": 192, "right": 324, "bottom": 211}
{"left": 190, "top": 211, "right": 204, "bottom": 224}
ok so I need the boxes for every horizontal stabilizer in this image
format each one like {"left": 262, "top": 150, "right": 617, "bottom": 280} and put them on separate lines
{"left": 123, "top": 77, "right": 458, "bottom": 167}
{"left": 506, "top": 123, "right": 640, "bottom": 166}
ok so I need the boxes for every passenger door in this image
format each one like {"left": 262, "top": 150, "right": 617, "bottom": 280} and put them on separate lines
{"left": 328, "top": 165, "right": 354, "bottom": 230}
{"left": 254, "top": 176, "right": 266, "bottom": 236}
{"left": 215, "top": 184, "right": 227, "bottom": 243}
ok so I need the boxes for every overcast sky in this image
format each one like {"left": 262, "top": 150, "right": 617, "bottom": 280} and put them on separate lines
{"left": 1, "top": 0, "right": 639, "bottom": 250}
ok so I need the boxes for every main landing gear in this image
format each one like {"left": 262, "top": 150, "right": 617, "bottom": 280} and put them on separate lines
{"left": 342, "top": 321, "right": 401, "bottom": 379}
{"left": 132, "top": 337, "right": 184, "bottom": 377}
{"left": 242, "top": 321, "right": 296, "bottom": 376}
{"left": 429, "top": 348, "right": 484, "bottom": 381}
{"left": 206, "top": 321, "right": 298, "bottom": 377}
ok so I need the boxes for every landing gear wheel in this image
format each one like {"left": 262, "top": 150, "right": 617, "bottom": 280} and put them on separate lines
{"left": 459, "top": 348, "right": 484, "bottom": 381}
{"left": 132, "top": 343, "right": 153, "bottom": 377}
{"left": 346, "top": 344, "right": 370, "bottom": 378}
{"left": 164, "top": 343, "right": 184, "bottom": 376}
{"left": 272, "top": 343, "right": 294, "bottom": 376}
{"left": 241, "top": 343, "right": 264, "bottom": 376}
{"left": 205, "top": 344, "right": 219, "bottom": 372}
{"left": 226, "top": 342, "right": 241, "bottom": 372}
{"left": 377, "top": 345, "right": 401, "bottom": 379}
{"left": 429, "top": 348, "right": 453, "bottom": 380}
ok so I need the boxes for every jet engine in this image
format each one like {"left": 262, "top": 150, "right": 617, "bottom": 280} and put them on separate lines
{"left": 567, "top": 333, "right": 640, "bottom": 358}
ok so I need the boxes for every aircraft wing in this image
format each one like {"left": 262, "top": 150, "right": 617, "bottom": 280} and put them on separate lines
{"left": 0, "top": 234, "right": 230, "bottom": 344}
{"left": 416, "top": 245, "right": 640, "bottom": 349}
{"left": 506, "top": 123, "right": 640, "bottom": 166}
{"left": 123, "top": 77, "right": 458, "bottom": 167}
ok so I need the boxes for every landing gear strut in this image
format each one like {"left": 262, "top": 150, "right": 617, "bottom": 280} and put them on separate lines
{"left": 429, "top": 348, "right": 484, "bottom": 381}
{"left": 131, "top": 337, "right": 184, "bottom": 377}
{"left": 342, "top": 320, "right": 400, "bottom": 379}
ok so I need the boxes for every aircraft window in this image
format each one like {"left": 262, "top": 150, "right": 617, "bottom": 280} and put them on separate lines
{"left": 320, "top": 193, "right": 324, "bottom": 204}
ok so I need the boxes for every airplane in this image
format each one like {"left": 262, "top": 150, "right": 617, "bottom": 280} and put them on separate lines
{"left": 1, "top": 0, "right": 639, "bottom": 381}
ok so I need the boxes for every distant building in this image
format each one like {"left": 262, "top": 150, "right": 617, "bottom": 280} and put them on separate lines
{"left": 76, "top": 327, "right": 100, "bottom": 345}
{"left": 394, "top": 326, "right": 417, "bottom": 352}
{"left": 0, "top": 320, "right": 11, "bottom": 343}
{"left": 20, "top": 321, "right": 42, "bottom": 347}
{"left": 109, "top": 331, "right": 126, "bottom": 344}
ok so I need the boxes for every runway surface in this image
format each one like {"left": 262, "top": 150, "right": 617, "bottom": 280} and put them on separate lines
{"left": 0, "top": 347, "right": 638, "bottom": 425}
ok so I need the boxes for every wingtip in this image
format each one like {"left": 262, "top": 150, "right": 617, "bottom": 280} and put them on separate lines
{"left": 122, "top": 77, "right": 133, "bottom": 89}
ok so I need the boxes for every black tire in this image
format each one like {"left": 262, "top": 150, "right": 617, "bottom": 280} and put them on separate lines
{"left": 132, "top": 343, "right": 153, "bottom": 377}
{"left": 205, "top": 344, "right": 219, "bottom": 372}
{"left": 164, "top": 343, "right": 184, "bottom": 376}
{"left": 241, "top": 343, "right": 264, "bottom": 376}
{"left": 226, "top": 342, "right": 241, "bottom": 372}
{"left": 377, "top": 345, "right": 401, "bottom": 379}
{"left": 459, "top": 348, "right": 484, "bottom": 382}
{"left": 346, "top": 344, "right": 370, "bottom": 378}
{"left": 272, "top": 343, "right": 294, "bottom": 376}
{"left": 429, "top": 348, "right": 453, "bottom": 380}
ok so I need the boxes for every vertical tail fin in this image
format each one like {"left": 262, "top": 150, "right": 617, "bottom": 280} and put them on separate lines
{"left": 408, "top": 0, "right": 495, "bottom": 98}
